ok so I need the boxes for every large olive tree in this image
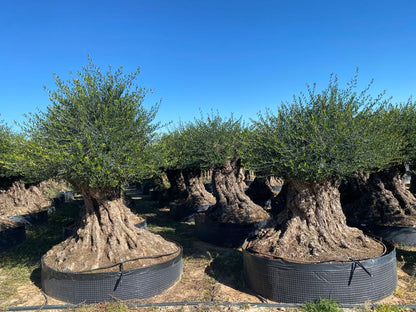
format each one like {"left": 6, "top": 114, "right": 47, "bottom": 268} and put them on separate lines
{"left": 22, "top": 60, "right": 178, "bottom": 272}
{"left": 163, "top": 114, "right": 269, "bottom": 224}
{"left": 246, "top": 74, "right": 402, "bottom": 261}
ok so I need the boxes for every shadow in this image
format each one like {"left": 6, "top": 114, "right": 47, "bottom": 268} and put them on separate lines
{"left": 30, "top": 267, "right": 42, "bottom": 288}
{"left": 396, "top": 247, "right": 416, "bottom": 275}
{"left": 204, "top": 248, "right": 251, "bottom": 294}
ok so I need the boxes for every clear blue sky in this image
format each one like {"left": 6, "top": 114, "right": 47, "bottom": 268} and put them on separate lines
{"left": 1, "top": 0, "right": 415, "bottom": 130}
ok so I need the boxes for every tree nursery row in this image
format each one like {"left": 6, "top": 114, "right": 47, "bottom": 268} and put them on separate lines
{"left": 1, "top": 60, "right": 416, "bottom": 305}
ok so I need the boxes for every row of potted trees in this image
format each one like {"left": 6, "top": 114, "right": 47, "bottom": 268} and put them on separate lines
{"left": 1, "top": 61, "right": 415, "bottom": 304}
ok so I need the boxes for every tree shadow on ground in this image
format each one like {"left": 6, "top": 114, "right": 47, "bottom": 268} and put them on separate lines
{"left": 204, "top": 248, "right": 254, "bottom": 295}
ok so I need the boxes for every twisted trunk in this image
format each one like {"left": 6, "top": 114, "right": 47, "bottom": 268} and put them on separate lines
{"left": 206, "top": 159, "right": 269, "bottom": 223}
{"left": 340, "top": 165, "right": 416, "bottom": 226}
{"left": 43, "top": 187, "right": 178, "bottom": 272}
{"left": 245, "top": 181, "right": 384, "bottom": 262}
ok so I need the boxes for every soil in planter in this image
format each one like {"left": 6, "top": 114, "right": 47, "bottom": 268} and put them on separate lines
{"left": 205, "top": 159, "right": 269, "bottom": 224}
{"left": 0, "top": 181, "right": 52, "bottom": 217}
{"left": 43, "top": 193, "right": 180, "bottom": 273}
{"left": 245, "top": 181, "right": 384, "bottom": 262}
{"left": 340, "top": 166, "right": 416, "bottom": 227}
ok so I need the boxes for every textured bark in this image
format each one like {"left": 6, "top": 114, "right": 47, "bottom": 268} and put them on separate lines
{"left": 340, "top": 165, "right": 416, "bottom": 226}
{"left": 182, "top": 169, "right": 216, "bottom": 206}
{"left": 245, "top": 181, "right": 384, "bottom": 262}
{"left": 43, "top": 188, "right": 178, "bottom": 272}
{"left": 206, "top": 159, "right": 270, "bottom": 223}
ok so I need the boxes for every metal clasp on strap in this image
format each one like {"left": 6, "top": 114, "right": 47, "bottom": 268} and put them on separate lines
{"left": 348, "top": 260, "right": 372, "bottom": 286}
{"left": 113, "top": 262, "right": 124, "bottom": 291}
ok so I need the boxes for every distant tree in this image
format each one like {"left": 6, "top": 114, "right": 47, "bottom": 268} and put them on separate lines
{"left": 0, "top": 120, "right": 24, "bottom": 188}
{"left": 169, "top": 113, "right": 269, "bottom": 224}
{"left": 21, "top": 59, "right": 178, "bottom": 272}
{"left": 246, "top": 74, "right": 402, "bottom": 261}
{"left": 159, "top": 127, "right": 215, "bottom": 219}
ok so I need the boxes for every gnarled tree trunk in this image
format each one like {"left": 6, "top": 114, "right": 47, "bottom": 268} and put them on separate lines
{"left": 206, "top": 159, "right": 269, "bottom": 223}
{"left": 340, "top": 165, "right": 416, "bottom": 226}
{"left": 182, "top": 169, "right": 216, "bottom": 206}
{"left": 43, "top": 187, "right": 179, "bottom": 272}
{"left": 245, "top": 181, "right": 384, "bottom": 262}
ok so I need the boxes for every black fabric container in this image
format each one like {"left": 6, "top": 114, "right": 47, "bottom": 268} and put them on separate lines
{"left": 41, "top": 246, "right": 183, "bottom": 304}
{"left": 360, "top": 224, "right": 416, "bottom": 247}
{"left": 0, "top": 225, "right": 26, "bottom": 252}
{"left": 243, "top": 242, "right": 397, "bottom": 304}
{"left": 194, "top": 213, "right": 268, "bottom": 248}
{"left": 9, "top": 210, "right": 48, "bottom": 227}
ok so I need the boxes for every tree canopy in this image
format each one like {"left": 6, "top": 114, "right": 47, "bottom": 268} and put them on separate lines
{"left": 160, "top": 113, "right": 246, "bottom": 171}
{"left": 21, "top": 59, "right": 159, "bottom": 191}
{"left": 249, "top": 74, "right": 403, "bottom": 183}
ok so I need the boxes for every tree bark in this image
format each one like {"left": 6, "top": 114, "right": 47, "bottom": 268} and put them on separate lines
{"left": 43, "top": 187, "right": 179, "bottom": 272}
{"left": 340, "top": 165, "right": 416, "bottom": 226}
{"left": 245, "top": 181, "right": 384, "bottom": 262}
{"left": 206, "top": 159, "right": 270, "bottom": 223}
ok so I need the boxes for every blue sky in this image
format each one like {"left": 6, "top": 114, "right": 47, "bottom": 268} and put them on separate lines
{"left": 1, "top": 0, "right": 415, "bottom": 130}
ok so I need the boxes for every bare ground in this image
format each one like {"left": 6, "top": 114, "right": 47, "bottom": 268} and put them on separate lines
{"left": 0, "top": 191, "right": 415, "bottom": 311}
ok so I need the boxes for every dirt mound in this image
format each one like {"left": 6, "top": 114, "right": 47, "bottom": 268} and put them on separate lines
{"left": 0, "top": 181, "right": 53, "bottom": 217}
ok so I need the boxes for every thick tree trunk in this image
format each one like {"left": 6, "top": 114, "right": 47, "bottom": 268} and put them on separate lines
{"left": 340, "top": 165, "right": 416, "bottom": 226}
{"left": 43, "top": 188, "right": 179, "bottom": 272}
{"left": 245, "top": 181, "right": 384, "bottom": 262}
{"left": 182, "top": 169, "right": 216, "bottom": 206}
{"left": 206, "top": 159, "right": 270, "bottom": 223}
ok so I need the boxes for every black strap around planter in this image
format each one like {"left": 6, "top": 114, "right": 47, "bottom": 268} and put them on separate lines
{"left": 348, "top": 260, "right": 372, "bottom": 286}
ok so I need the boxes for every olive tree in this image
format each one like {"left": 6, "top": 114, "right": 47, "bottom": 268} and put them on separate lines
{"left": 0, "top": 120, "right": 24, "bottom": 188}
{"left": 22, "top": 60, "right": 178, "bottom": 272}
{"left": 159, "top": 127, "right": 216, "bottom": 217}
{"left": 340, "top": 102, "right": 416, "bottom": 226}
{"left": 168, "top": 114, "right": 269, "bottom": 224}
{"left": 246, "top": 74, "right": 402, "bottom": 261}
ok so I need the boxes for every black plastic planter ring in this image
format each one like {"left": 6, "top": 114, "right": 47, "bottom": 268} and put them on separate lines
{"left": 243, "top": 242, "right": 397, "bottom": 304}
{"left": 360, "top": 224, "right": 416, "bottom": 247}
{"left": 41, "top": 245, "right": 183, "bottom": 304}
{"left": 194, "top": 213, "right": 269, "bottom": 248}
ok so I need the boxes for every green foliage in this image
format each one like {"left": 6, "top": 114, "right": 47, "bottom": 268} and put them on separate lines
{"left": 20, "top": 58, "right": 159, "bottom": 191}
{"left": 392, "top": 100, "right": 416, "bottom": 166}
{"left": 249, "top": 73, "right": 403, "bottom": 183}
{"left": 302, "top": 298, "right": 343, "bottom": 312}
{"left": 160, "top": 113, "right": 246, "bottom": 170}
{"left": 0, "top": 119, "right": 24, "bottom": 179}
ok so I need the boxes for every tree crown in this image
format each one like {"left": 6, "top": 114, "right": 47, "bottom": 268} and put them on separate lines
{"left": 22, "top": 59, "right": 159, "bottom": 190}
{"left": 249, "top": 73, "right": 403, "bottom": 183}
{"left": 160, "top": 113, "right": 246, "bottom": 170}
